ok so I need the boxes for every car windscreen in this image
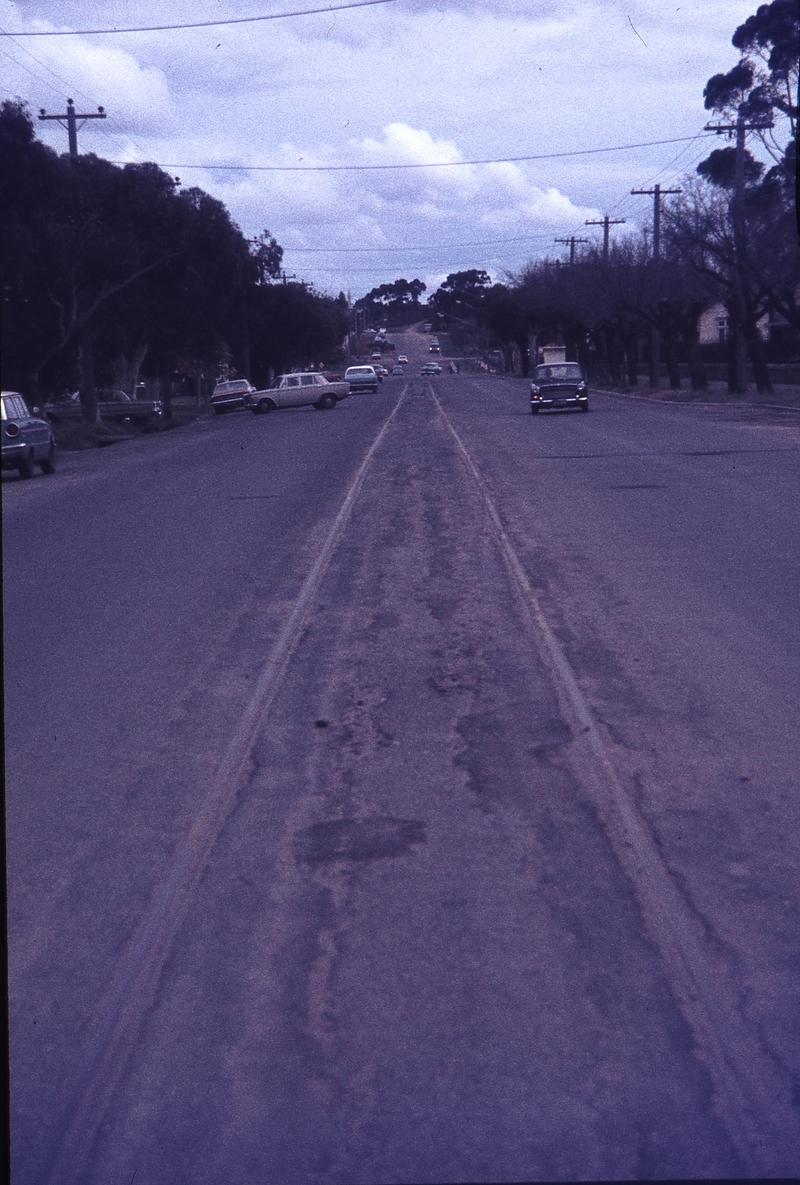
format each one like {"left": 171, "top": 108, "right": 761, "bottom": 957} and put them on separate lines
{"left": 535, "top": 364, "right": 582, "bottom": 381}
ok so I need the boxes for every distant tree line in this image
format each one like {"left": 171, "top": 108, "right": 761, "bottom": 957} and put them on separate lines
{"left": 417, "top": 2, "right": 799, "bottom": 393}
{"left": 0, "top": 101, "right": 349, "bottom": 420}
{"left": 355, "top": 277, "right": 427, "bottom": 325}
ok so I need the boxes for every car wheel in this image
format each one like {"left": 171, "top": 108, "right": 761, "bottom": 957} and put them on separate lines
{"left": 315, "top": 394, "right": 336, "bottom": 410}
{"left": 213, "top": 406, "right": 226, "bottom": 415}
{"left": 40, "top": 443, "right": 56, "bottom": 474}
{"left": 580, "top": 403, "right": 589, "bottom": 412}
{"left": 254, "top": 398, "right": 276, "bottom": 414}
{"left": 17, "top": 451, "right": 35, "bottom": 478}
{"left": 531, "top": 405, "right": 540, "bottom": 415}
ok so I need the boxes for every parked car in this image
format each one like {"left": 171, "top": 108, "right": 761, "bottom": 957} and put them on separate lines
{"left": 530, "top": 363, "right": 589, "bottom": 414}
{"left": 344, "top": 365, "right": 380, "bottom": 394}
{"left": 391, "top": 365, "right": 404, "bottom": 376}
{"left": 43, "top": 388, "right": 163, "bottom": 425}
{"left": 211, "top": 378, "right": 256, "bottom": 415}
{"left": 249, "top": 372, "right": 348, "bottom": 413}
{"left": 211, "top": 378, "right": 255, "bottom": 414}
{"left": 2, "top": 391, "right": 56, "bottom": 478}
{"left": 421, "top": 363, "right": 442, "bottom": 376}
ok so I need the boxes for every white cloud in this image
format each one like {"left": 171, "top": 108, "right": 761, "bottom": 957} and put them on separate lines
{"left": 1, "top": 0, "right": 765, "bottom": 294}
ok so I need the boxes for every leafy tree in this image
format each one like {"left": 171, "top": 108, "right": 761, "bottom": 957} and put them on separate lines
{"left": 355, "top": 278, "right": 426, "bottom": 325}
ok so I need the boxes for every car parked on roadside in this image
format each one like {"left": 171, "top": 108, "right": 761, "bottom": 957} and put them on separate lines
{"left": 2, "top": 391, "right": 56, "bottom": 478}
{"left": 249, "top": 372, "right": 348, "bottom": 414}
{"left": 530, "top": 362, "right": 589, "bottom": 414}
{"left": 211, "top": 378, "right": 256, "bottom": 415}
{"left": 344, "top": 365, "right": 380, "bottom": 394}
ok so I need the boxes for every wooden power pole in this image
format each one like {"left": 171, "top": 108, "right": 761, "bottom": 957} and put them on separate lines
{"left": 585, "top": 214, "right": 626, "bottom": 262}
{"left": 704, "top": 105, "right": 773, "bottom": 392}
{"left": 554, "top": 236, "right": 588, "bottom": 265}
{"left": 631, "top": 183, "right": 681, "bottom": 388}
{"left": 38, "top": 98, "right": 106, "bottom": 157}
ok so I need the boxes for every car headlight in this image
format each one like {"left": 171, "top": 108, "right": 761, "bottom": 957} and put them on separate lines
{"left": 577, "top": 382, "right": 587, "bottom": 391}
{"left": 531, "top": 385, "right": 540, "bottom": 395}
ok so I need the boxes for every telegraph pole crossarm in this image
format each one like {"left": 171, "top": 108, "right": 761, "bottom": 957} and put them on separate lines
{"left": 585, "top": 214, "right": 626, "bottom": 262}
{"left": 554, "top": 236, "right": 588, "bottom": 265}
{"left": 38, "top": 98, "right": 106, "bottom": 158}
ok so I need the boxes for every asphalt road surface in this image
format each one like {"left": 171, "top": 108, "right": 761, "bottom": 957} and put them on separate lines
{"left": 5, "top": 341, "right": 800, "bottom": 1183}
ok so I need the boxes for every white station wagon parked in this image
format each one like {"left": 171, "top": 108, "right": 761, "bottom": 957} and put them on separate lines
{"left": 249, "top": 372, "right": 349, "bottom": 414}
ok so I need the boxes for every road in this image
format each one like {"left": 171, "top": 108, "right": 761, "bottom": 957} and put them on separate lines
{"left": 5, "top": 336, "right": 800, "bottom": 1182}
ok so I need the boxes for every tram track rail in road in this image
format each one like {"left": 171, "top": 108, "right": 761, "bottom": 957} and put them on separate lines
{"left": 18, "top": 378, "right": 800, "bottom": 1181}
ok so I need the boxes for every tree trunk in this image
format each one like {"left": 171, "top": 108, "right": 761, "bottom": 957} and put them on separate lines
{"left": 664, "top": 325, "right": 682, "bottom": 390}
{"left": 743, "top": 312, "right": 773, "bottom": 394}
{"left": 79, "top": 320, "right": 99, "bottom": 423}
{"left": 685, "top": 334, "right": 708, "bottom": 392}
{"left": 648, "top": 324, "right": 660, "bottom": 389}
{"left": 160, "top": 373, "right": 173, "bottom": 423}
{"left": 623, "top": 331, "right": 639, "bottom": 387}
{"left": 606, "top": 327, "right": 621, "bottom": 384}
{"left": 517, "top": 337, "right": 530, "bottom": 377}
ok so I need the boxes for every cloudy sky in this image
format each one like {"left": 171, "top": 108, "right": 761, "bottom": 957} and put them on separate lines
{"left": 1, "top": 0, "right": 767, "bottom": 297}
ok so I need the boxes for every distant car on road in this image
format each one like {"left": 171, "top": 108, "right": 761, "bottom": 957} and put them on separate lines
{"left": 250, "top": 372, "right": 347, "bottom": 413}
{"left": 391, "top": 365, "right": 404, "bottom": 376}
{"left": 2, "top": 391, "right": 56, "bottom": 478}
{"left": 370, "top": 351, "right": 383, "bottom": 362}
{"left": 397, "top": 355, "right": 409, "bottom": 364}
{"left": 211, "top": 378, "right": 256, "bottom": 415}
{"left": 345, "top": 365, "right": 380, "bottom": 394}
{"left": 429, "top": 345, "right": 441, "bottom": 353}
{"left": 421, "top": 363, "right": 442, "bottom": 376}
{"left": 530, "top": 362, "right": 589, "bottom": 414}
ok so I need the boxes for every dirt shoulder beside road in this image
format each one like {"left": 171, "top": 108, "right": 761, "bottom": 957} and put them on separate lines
{"left": 593, "top": 380, "right": 800, "bottom": 410}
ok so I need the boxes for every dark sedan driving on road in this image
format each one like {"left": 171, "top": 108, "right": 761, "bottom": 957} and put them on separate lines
{"left": 531, "top": 363, "right": 589, "bottom": 414}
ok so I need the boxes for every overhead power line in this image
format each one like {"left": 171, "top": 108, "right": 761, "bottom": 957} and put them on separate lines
{"left": 109, "top": 134, "right": 710, "bottom": 174}
{"left": 0, "top": 0, "right": 399, "bottom": 37}
{"left": 286, "top": 234, "right": 556, "bottom": 252}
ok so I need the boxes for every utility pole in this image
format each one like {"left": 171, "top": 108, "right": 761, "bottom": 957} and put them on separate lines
{"left": 631, "top": 182, "right": 681, "bottom": 388}
{"left": 704, "top": 105, "right": 773, "bottom": 392}
{"left": 38, "top": 98, "right": 106, "bottom": 157}
{"left": 554, "top": 236, "right": 588, "bottom": 265}
{"left": 585, "top": 214, "right": 626, "bottom": 262}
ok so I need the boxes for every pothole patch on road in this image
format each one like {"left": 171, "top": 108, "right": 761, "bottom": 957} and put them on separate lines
{"left": 294, "top": 817, "right": 426, "bottom": 865}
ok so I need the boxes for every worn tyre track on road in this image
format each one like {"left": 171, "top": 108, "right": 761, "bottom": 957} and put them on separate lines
{"left": 30, "top": 390, "right": 410, "bottom": 1185}
{"left": 431, "top": 386, "right": 800, "bottom": 1176}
